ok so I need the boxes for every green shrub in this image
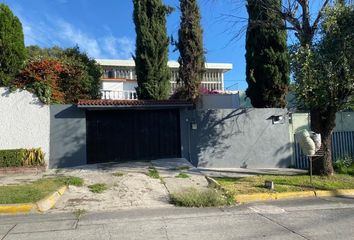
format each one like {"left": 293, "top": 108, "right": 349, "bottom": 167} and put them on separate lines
{"left": 0, "top": 3, "right": 26, "bottom": 87}
{"left": 0, "top": 148, "right": 46, "bottom": 168}
{"left": 0, "top": 149, "right": 26, "bottom": 167}
{"left": 333, "top": 156, "right": 354, "bottom": 174}
{"left": 170, "top": 188, "right": 231, "bottom": 207}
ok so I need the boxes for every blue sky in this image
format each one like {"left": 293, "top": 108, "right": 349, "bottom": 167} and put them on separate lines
{"left": 3, "top": 0, "right": 325, "bottom": 90}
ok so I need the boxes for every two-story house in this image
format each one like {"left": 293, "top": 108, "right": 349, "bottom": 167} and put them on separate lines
{"left": 96, "top": 59, "right": 233, "bottom": 100}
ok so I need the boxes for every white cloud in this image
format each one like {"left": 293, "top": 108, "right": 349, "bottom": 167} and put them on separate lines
{"left": 56, "top": 20, "right": 101, "bottom": 57}
{"left": 117, "top": 37, "right": 134, "bottom": 59}
{"left": 17, "top": 15, "right": 135, "bottom": 59}
{"left": 100, "top": 35, "right": 134, "bottom": 59}
{"left": 102, "top": 36, "right": 119, "bottom": 57}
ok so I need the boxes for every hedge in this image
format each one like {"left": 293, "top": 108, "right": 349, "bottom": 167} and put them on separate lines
{"left": 0, "top": 149, "right": 25, "bottom": 167}
{"left": 0, "top": 148, "right": 45, "bottom": 168}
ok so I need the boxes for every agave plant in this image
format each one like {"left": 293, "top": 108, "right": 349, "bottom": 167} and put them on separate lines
{"left": 22, "top": 148, "right": 45, "bottom": 166}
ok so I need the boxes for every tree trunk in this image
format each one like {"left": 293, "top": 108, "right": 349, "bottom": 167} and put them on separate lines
{"left": 321, "top": 130, "right": 334, "bottom": 176}
{"left": 310, "top": 108, "right": 336, "bottom": 176}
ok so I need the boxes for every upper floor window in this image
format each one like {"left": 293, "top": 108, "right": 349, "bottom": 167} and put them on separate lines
{"left": 107, "top": 69, "right": 115, "bottom": 79}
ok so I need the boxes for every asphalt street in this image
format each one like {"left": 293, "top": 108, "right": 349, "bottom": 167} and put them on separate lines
{"left": 1, "top": 197, "right": 354, "bottom": 240}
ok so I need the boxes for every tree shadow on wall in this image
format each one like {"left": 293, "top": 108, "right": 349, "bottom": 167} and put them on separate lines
{"left": 191, "top": 108, "right": 253, "bottom": 167}
{"left": 1, "top": 87, "right": 46, "bottom": 107}
{"left": 50, "top": 105, "right": 87, "bottom": 168}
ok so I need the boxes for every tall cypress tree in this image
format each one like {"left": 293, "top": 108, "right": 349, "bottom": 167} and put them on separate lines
{"left": 245, "top": 0, "right": 289, "bottom": 108}
{"left": 176, "top": 0, "right": 205, "bottom": 102}
{"left": 0, "top": 4, "right": 25, "bottom": 87}
{"left": 133, "top": 0, "right": 172, "bottom": 100}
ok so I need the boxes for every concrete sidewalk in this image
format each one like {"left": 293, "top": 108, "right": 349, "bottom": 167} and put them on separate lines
{"left": 1, "top": 158, "right": 310, "bottom": 215}
{"left": 1, "top": 197, "right": 354, "bottom": 240}
{"left": 151, "top": 158, "right": 209, "bottom": 194}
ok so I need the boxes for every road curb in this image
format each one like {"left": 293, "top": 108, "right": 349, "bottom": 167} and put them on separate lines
{"left": 235, "top": 189, "right": 354, "bottom": 203}
{"left": 0, "top": 185, "right": 67, "bottom": 215}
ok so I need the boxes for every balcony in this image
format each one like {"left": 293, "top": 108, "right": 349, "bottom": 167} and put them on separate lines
{"left": 101, "top": 90, "right": 138, "bottom": 100}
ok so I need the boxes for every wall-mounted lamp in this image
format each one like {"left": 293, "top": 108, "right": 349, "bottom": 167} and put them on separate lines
{"left": 191, "top": 123, "right": 198, "bottom": 130}
{"left": 270, "top": 115, "right": 285, "bottom": 125}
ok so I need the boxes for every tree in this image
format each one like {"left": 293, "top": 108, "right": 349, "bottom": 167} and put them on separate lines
{"left": 0, "top": 3, "right": 25, "bottom": 87}
{"left": 17, "top": 46, "right": 102, "bottom": 103}
{"left": 227, "top": 0, "right": 350, "bottom": 174}
{"left": 226, "top": 0, "right": 330, "bottom": 47}
{"left": 175, "top": 0, "right": 205, "bottom": 102}
{"left": 245, "top": 0, "right": 289, "bottom": 108}
{"left": 133, "top": 0, "right": 172, "bottom": 100}
{"left": 293, "top": 3, "right": 354, "bottom": 175}
{"left": 16, "top": 58, "right": 66, "bottom": 103}
{"left": 26, "top": 45, "right": 64, "bottom": 60}
{"left": 62, "top": 47, "right": 101, "bottom": 99}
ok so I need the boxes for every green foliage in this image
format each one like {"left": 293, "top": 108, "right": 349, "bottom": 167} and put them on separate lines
{"left": 26, "top": 45, "right": 64, "bottom": 60}
{"left": 245, "top": 0, "right": 289, "bottom": 108}
{"left": 61, "top": 47, "right": 101, "bottom": 100}
{"left": 23, "top": 148, "right": 45, "bottom": 167}
{"left": 0, "top": 4, "right": 26, "bottom": 87}
{"left": 112, "top": 172, "right": 125, "bottom": 177}
{"left": 133, "top": 0, "right": 172, "bottom": 100}
{"left": 147, "top": 167, "right": 160, "bottom": 179}
{"left": 333, "top": 156, "right": 354, "bottom": 175}
{"left": 17, "top": 46, "right": 102, "bottom": 104}
{"left": 175, "top": 172, "right": 190, "bottom": 178}
{"left": 88, "top": 183, "right": 108, "bottom": 193}
{"left": 0, "top": 148, "right": 46, "bottom": 167}
{"left": 175, "top": 0, "right": 205, "bottom": 102}
{"left": 0, "top": 149, "right": 26, "bottom": 168}
{"left": 291, "top": 4, "right": 354, "bottom": 175}
{"left": 59, "top": 176, "right": 84, "bottom": 187}
{"left": 292, "top": 4, "right": 354, "bottom": 112}
{"left": 32, "top": 81, "right": 53, "bottom": 104}
{"left": 217, "top": 174, "right": 354, "bottom": 195}
{"left": 170, "top": 188, "right": 231, "bottom": 207}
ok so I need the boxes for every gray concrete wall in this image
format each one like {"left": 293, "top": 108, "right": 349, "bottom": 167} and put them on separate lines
{"left": 50, "top": 105, "right": 87, "bottom": 168}
{"left": 184, "top": 108, "right": 292, "bottom": 168}
{"left": 179, "top": 108, "right": 192, "bottom": 161}
{"left": 198, "top": 94, "right": 240, "bottom": 110}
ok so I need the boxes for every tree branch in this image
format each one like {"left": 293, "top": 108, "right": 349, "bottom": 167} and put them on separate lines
{"left": 312, "top": 0, "right": 330, "bottom": 32}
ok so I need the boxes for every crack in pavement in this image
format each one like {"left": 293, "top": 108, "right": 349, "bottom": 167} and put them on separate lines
{"left": 255, "top": 212, "right": 311, "bottom": 240}
{"left": 161, "top": 218, "right": 170, "bottom": 240}
{"left": 1, "top": 224, "right": 16, "bottom": 240}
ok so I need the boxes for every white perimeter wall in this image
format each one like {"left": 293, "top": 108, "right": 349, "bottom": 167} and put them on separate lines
{"left": 0, "top": 87, "right": 50, "bottom": 163}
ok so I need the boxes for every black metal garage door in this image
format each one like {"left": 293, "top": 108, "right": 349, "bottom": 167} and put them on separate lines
{"left": 86, "top": 109, "right": 181, "bottom": 164}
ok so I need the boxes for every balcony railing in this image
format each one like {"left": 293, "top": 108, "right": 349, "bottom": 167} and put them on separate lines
{"left": 101, "top": 90, "right": 138, "bottom": 100}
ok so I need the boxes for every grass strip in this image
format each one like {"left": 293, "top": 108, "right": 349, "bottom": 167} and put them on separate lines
{"left": 0, "top": 176, "right": 83, "bottom": 204}
{"left": 216, "top": 174, "right": 354, "bottom": 195}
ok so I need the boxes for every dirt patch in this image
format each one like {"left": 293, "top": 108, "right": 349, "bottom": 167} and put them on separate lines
{"left": 51, "top": 162, "right": 172, "bottom": 213}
